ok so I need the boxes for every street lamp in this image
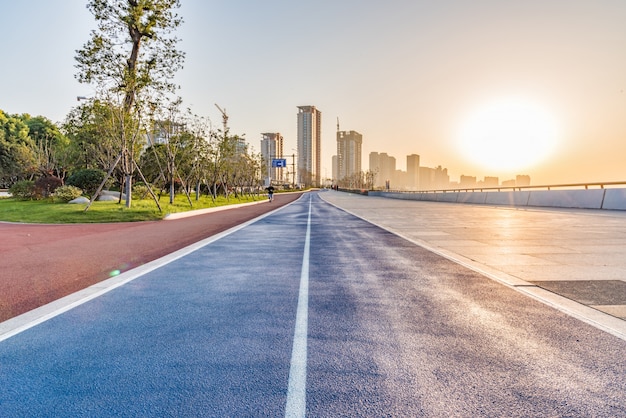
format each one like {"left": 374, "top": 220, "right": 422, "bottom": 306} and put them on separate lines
{"left": 291, "top": 149, "right": 298, "bottom": 189}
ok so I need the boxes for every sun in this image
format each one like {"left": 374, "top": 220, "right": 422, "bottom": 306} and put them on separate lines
{"left": 456, "top": 98, "right": 560, "bottom": 172}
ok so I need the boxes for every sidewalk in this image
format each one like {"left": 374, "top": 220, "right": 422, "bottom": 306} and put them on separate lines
{"left": 321, "top": 191, "right": 626, "bottom": 340}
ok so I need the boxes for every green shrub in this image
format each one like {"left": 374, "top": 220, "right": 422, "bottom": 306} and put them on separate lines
{"left": 132, "top": 183, "right": 151, "bottom": 199}
{"left": 66, "top": 169, "right": 110, "bottom": 195}
{"left": 34, "top": 176, "right": 63, "bottom": 198}
{"left": 53, "top": 185, "right": 84, "bottom": 202}
{"left": 9, "top": 180, "right": 37, "bottom": 200}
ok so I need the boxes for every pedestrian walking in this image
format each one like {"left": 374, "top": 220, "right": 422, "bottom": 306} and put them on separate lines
{"left": 266, "top": 185, "right": 275, "bottom": 202}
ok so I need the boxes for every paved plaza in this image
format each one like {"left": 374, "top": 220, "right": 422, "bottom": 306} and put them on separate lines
{"left": 321, "top": 191, "right": 626, "bottom": 340}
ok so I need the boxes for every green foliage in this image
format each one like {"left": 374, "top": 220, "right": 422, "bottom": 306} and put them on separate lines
{"left": 76, "top": 0, "right": 184, "bottom": 107}
{"left": 74, "top": 0, "right": 185, "bottom": 208}
{"left": 53, "top": 185, "right": 84, "bottom": 202}
{"left": 62, "top": 100, "right": 127, "bottom": 171}
{"left": 0, "top": 110, "right": 36, "bottom": 187}
{"left": 9, "top": 180, "right": 36, "bottom": 200}
{"left": 132, "top": 183, "right": 152, "bottom": 200}
{"left": 22, "top": 114, "right": 69, "bottom": 178}
{"left": 0, "top": 110, "right": 70, "bottom": 188}
{"left": 66, "top": 169, "right": 109, "bottom": 195}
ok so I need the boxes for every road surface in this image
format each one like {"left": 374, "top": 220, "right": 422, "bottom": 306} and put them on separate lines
{"left": 1, "top": 191, "right": 625, "bottom": 416}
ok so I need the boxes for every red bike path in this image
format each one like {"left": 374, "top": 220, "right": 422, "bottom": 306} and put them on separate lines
{"left": 0, "top": 193, "right": 303, "bottom": 322}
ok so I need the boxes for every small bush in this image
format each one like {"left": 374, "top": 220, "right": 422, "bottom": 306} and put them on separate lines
{"left": 9, "top": 180, "right": 37, "bottom": 200}
{"left": 34, "top": 176, "right": 63, "bottom": 198}
{"left": 66, "top": 169, "right": 110, "bottom": 195}
{"left": 132, "top": 184, "right": 151, "bottom": 199}
{"left": 53, "top": 185, "right": 84, "bottom": 202}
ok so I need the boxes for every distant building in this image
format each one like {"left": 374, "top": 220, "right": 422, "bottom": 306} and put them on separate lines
{"left": 416, "top": 165, "right": 450, "bottom": 190}
{"left": 297, "top": 105, "right": 322, "bottom": 187}
{"left": 260, "top": 132, "right": 284, "bottom": 185}
{"left": 395, "top": 170, "right": 407, "bottom": 189}
{"left": 516, "top": 175, "right": 531, "bottom": 187}
{"left": 369, "top": 152, "right": 396, "bottom": 189}
{"left": 482, "top": 176, "right": 499, "bottom": 187}
{"left": 419, "top": 167, "right": 434, "bottom": 190}
{"left": 332, "top": 155, "right": 338, "bottom": 184}
{"left": 337, "top": 130, "right": 362, "bottom": 183}
{"left": 460, "top": 175, "right": 477, "bottom": 188}
{"left": 407, "top": 154, "right": 420, "bottom": 190}
{"left": 434, "top": 166, "right": 450, "bottom": 189}
{"left": 234, "top": 137, "right": 248, "bottom": 156}
{"left": 146, "top": 120, "right": 184, "bottom": 147}
{"left": 502, "top": 175, "right": 531, "bottom": 188}
{"left": 435, "top": 165, "right": 450, "bottom": 189}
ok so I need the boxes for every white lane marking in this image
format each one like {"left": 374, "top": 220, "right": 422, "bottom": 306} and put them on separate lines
{"left": 285, "top": 196, "right": 312, "bottom": 418}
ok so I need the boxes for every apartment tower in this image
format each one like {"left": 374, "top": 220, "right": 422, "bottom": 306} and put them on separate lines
{"left": 297, "top": 105, "right": 321, "bottom": 187}
{"left": 407, "top": 154, "right": 420, "bottom": 190}
{"left": 337, "top": 130, "right": 362, "bottom": 183}
{"left": 260, "top": 132, "right": 284, "bottom": 185}
{"left": 369, "top": 152, "right": 396, "bottom": 189}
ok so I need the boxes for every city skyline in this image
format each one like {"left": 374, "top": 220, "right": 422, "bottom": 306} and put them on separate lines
{"left": 1, "top": 1, "right": 625, "bottom": 185}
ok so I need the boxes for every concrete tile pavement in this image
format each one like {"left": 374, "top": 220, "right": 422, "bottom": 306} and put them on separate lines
{"left": 320, "top": 191, "right": 626, "bottom": 340}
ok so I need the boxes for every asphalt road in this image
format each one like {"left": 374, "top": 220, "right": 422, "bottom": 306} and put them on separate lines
{"left": 1, "top": 191, "right": 625, "bottom": 416}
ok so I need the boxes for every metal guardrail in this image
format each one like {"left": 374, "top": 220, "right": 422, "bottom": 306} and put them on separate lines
{"left": 386, "top": 181, "right": 626, "bottom": 194}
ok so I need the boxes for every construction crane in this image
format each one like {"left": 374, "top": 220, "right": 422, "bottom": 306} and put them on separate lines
{"left": 214, "top": 103, "right": 228, "bottom": 132}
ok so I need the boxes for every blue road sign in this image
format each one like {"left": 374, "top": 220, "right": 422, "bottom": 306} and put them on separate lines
{"left": 272, "top": 158, "right": 287, "bottom": 168}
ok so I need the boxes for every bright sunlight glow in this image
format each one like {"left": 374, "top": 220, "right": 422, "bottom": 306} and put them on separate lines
{"left": 457, "top": 98, "right": 560, "bottom": 172}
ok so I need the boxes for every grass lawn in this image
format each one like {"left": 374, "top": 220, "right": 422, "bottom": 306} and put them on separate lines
{"left": 0, "top": 193, "right": 266, "bottom": 224}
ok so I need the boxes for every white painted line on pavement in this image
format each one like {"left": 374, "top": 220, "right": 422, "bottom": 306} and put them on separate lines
{"left": 285, "top": 195, "right": 312, "bottom": 418}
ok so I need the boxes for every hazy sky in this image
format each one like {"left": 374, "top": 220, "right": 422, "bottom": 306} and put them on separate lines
{"left": 2, "top": 1, "right": 625, "bottom": 185}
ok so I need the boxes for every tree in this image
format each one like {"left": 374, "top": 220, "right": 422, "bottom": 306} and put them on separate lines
{"left": 75, "top": 0, "right": 184, "bottom": 209}
{"left": 205, "top": 128, "right": 236, "bottom": 201}
{"left": 183, "top": 114, "right": 212, "bottom": 201}
{"left": 365, "top": 169, "right": 376, "bottom": 190}
{"left": 143, "top": 102, "right": 198, "bottom": 205}
{"left": 22, "top": 114, "right": 70, "bottom": 180}
{"left": 63, "top": 100, "right": 121, "bottom": 172}
{"left": 0, "top": 110, "right": 35, "bottom": 188}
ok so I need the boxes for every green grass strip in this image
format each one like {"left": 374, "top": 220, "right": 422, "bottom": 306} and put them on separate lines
{"left": 0, "top": 194, "right": 264, "bottom": 224}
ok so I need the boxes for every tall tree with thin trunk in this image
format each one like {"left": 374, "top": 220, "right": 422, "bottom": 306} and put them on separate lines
{"left": 75, "top": 0, "right": 184, "bottom": 208}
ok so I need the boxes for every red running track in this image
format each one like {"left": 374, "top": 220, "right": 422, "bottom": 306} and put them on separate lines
{"left": 0, "top": 193, "right": 303, "bottom": 322}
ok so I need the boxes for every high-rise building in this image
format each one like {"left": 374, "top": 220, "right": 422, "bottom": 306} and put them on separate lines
{"left": 260, "top": 132, "right": 284, "bottom": 185}
{"left": 297, "top": 105, "right": 321, "bottom": 187}
{"left": 233, "top": 136, "right": 248, "bottom": 156}
{"left": 337, "top": 130, "right": 362, "bottom": 182}
{"left": 407, "top": 154, "right": 420, "bottom": 190}
{"left": 369, "top": 152, "right": 396, "bottom": 189}
{"left": 418, "top": 165, "right": 449, "bottom": 190}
